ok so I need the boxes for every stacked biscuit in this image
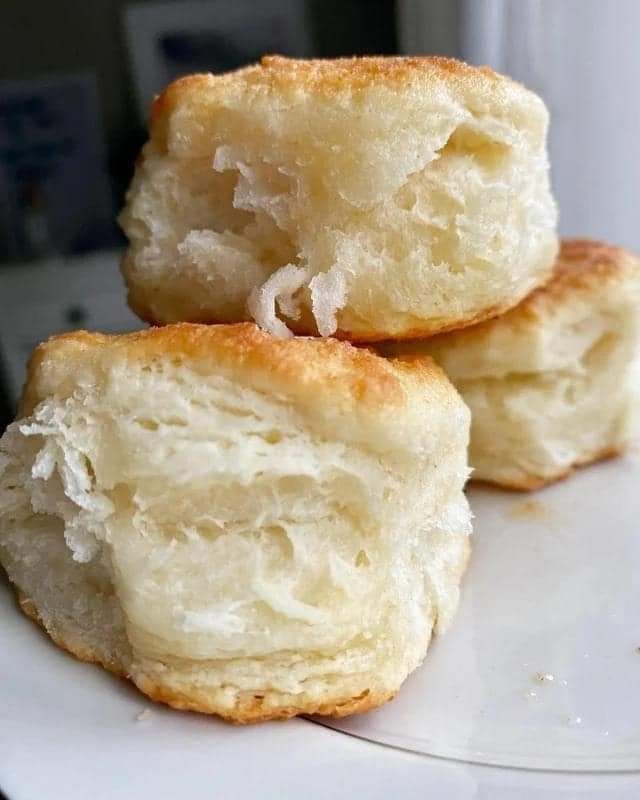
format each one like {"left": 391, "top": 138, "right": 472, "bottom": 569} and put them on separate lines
{"left": 382, "top": 240, "right": 640, "bottom": 489}
{"left": 0, "top": 56, "right": 637, "bottom": 723}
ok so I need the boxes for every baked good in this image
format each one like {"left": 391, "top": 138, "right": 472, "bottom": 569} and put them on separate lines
{"left": 0, "top": 323, "right": 471, "bottom": 722}
{"left": 119, "top": 55, "right": 558, "bottom": 341}
{"left": 382, "top": 240, "right": 640, "bottom": 489}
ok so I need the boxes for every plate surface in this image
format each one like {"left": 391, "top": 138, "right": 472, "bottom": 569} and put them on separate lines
{"left": 323, "top": 457, "right": 640, "bottom": 771}
{"left": 2, "top": 458, "right": 640, "bottom": 798}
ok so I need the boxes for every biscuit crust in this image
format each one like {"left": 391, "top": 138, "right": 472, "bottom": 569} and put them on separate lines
{"left": 384, "top": 240, "right": 640, "bottom": 491}
{"left": 150, "top": 55, "right": 517, "bottom": 136}
{"left": 120, "top": 55, "right": 557, "bottom": 340}
{"left": 15, "top": 589, "right": 395, "bottom": 722}
{"left": 420, "top": 239, "right": 640, "bottom": 362}
{"left": 472, "top": 446, "right": 623, "bottom": 492}
{"left": 485, "top": 238, "right": 637, "bottom": 329}
{"left": 396, "top": 240, "right": 640, "bottom": 382}
{"left": 9, "top": 534, "right": 470, "bottom": 723}
{"left": 23, "top": 322, "right": 440, "bottom": 412}
{"left": 2, "top": 322, "right": 471, "bottom": 723}
{"left": 21, "top": 323, "right": 455, "bottom": 459}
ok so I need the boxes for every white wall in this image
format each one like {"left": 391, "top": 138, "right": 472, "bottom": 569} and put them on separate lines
{"left": 399, "top": 0, "right": 640, "bottom": 252}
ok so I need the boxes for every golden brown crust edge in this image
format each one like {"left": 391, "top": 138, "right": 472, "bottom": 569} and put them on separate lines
{"left": 9, "top": 531, "right": 472, "bottom": 723}
{"left": 427, "top": 240, "right": 638, "bottom": 351}
{"left": 127, "top": 262, "right": 553, "bottom": 346}
{"left": 12, "top": 587, "right": 396, "bottom": 723}
{"left": 331, "top": 289, "right": 545, "bottom": 344}
{"left": 516, "top": 239, "right": 639, "bottom": 316}
{"left": 136, "top": 678, "right": 395, "bottom": 725}
{"left": 471, "top": 445, "right": 624, "bottom": 492}
{"left": 149, "top": 54, "right": 516, "bottom": 133}
{"left": 20, "top": 322, "right": 449, "bottom": 419}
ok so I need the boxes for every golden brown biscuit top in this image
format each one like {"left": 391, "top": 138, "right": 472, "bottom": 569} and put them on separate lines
{"left": 427, "top": 239, "right": 639, "bottom": 346}
{"left": 150, "top": 53, "right": 534, "bottom": 130}
{"left": 522, "top": 239, "right": 639, "bottom": 314}
{"left": 381, "top": 239, "right": 640, "bottom": 382}
{"left": 246, "top": 54, "right": 502, "bottom": 92}
{"left": 20, "top": 324, "right": 454, "bottom": 437}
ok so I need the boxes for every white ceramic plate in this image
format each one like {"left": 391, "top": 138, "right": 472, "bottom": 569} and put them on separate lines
{"left": 2, "top": 458, "right": 640, "bottom": 798}
{"left": 323, "top": 457, "right": 640, "bottom": 772}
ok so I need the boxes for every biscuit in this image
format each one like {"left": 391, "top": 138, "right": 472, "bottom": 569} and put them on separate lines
{"left": 0, "top": 323, "right": 471, "bottom": 721}
{"left": 382, "top": 240, "right": 640, "bottom": 489}
{"left": 119, "top": 55, "right": 557, "bottom": 341}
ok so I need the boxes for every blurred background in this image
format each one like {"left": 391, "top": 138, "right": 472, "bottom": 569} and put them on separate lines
{"left": 1, "top": 0, "right": 639, "bottom": 428}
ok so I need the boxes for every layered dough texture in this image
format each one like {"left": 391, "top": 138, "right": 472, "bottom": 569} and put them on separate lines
{"left": 0, "top": 324, "right": 471, "bottom": 720}
{"left": 383, "top": 241, "right": 640, "bottom": 489}
{"left": 120, "top": 55, "right": 557, "bottom": 340}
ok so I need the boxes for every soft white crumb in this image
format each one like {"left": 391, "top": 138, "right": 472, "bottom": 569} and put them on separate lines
{"left": 136, "top": 708, "right": 152, "bottom": 723}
